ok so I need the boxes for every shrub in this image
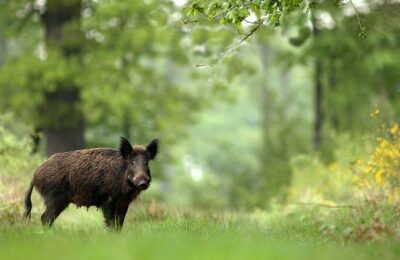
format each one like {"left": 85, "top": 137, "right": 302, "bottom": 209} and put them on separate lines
{"left": 356, "top": 121, "right": 400, "bottom": 205}
{"left": 0, "top": 117, "right": 43, "bottom": 225}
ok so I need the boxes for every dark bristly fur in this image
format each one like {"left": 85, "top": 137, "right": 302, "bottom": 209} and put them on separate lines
{"left": 23, "top": 137, "right": 159, "bottom": 230}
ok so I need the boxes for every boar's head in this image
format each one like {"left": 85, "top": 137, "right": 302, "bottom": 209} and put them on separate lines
{"left": 119, "top": 137, "right": 159, "bottom": 190}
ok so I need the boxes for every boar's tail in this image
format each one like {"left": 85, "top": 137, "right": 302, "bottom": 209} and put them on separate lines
{"left": 23, "top": 181, "right": 34, "bottom": 219}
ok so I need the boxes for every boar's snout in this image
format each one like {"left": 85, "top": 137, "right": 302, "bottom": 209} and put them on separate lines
{"left": 133, "top": 178, "right": 150, "bottom": 190}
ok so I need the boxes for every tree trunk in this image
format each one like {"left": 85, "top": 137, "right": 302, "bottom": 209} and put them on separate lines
{"left": 312, "top": 14, "right": 323, "bottom": 151}
{"left": 0, "top": 33, "right": 4, "bottom": 66}
{"left": 328, "top": 60, "right": 338, "bottom": 130}
{"left": 313, "top": 59, "right": 323, "bottom": 150}
{"left": 40, "top": 0, "right": 84, "bottom": 156}
{"left": 43, "top": 87, "right": 85, "bottom": 155}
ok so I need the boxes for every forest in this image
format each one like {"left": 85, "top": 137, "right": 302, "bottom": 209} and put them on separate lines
{"left": 1, "top": 0, "right": 400, "bottom": 259}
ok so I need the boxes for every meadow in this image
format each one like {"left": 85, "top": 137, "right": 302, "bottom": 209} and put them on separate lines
{"left": 2, "top": 162, "right": 400, "bottom": 260}
{"left": 1, "top": 201, "right": 400, "bottom": 260}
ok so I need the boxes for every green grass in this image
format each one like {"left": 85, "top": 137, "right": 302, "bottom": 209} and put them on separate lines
{"left": 1, "top": 203, "right": 399, "bottom": 260}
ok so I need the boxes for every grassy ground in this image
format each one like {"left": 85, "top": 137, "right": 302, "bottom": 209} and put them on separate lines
{"left": 1, "top": 200, "right": 399, "bottom": 260}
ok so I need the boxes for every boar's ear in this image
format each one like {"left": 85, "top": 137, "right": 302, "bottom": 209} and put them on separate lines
{"left": 119, "top": 137, "right": 133, "bottom": 158}
{"left": 146, "top": 138, "right": 159, "bottom": 160}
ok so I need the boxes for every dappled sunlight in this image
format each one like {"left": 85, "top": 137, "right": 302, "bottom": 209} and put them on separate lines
{"left": 183, "top": 155, "right": 204, "bottom": 182}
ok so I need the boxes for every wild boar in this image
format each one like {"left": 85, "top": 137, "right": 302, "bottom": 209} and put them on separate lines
{"left": 23, "top": 137, "right": 159, "bottom": 229}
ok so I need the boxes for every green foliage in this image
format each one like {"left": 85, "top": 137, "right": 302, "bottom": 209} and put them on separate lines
{"left": 0, "top": 0, "right": 223, "bottom": 155}
{"left": 0, "top": 115, "right": 43, "bottom": 178}
{"left": 300, "top": 1, "right": 400, "bottom": 140}
{"left": 184, "top": 0, "right": 312, "bottom": 27}
{"left": 166, "top": 85, "right": 262, "bottom": 208}
{"left": 288, "top": 135, "right": 367, "bottom": 205}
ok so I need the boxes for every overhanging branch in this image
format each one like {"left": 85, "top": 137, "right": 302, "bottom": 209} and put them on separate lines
{"left": 196, "top": 19, "right": 264, "bottom": 67}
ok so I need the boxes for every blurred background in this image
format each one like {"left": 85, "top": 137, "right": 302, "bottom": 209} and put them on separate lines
{"left": 1, "top": 0, "right": 400, "bottom": 213}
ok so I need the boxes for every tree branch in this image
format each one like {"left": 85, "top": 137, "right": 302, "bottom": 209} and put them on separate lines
{"left": 196, "top": 19, "right": 264, "bottom": 67}
{"left": 344, "top": 0, "right": 366, "bottom": 38}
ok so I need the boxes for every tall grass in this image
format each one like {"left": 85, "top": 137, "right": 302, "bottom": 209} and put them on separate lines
{"left": 1, "top": 203, "right": 400, "bottom": 260}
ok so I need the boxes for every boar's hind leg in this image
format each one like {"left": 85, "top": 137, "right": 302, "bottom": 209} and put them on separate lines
{"left": 41, "top": 193, "right": 70, "bottom": 226}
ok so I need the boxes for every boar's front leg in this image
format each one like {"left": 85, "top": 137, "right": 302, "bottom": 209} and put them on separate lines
{"left": 101, "top": 201, "right": 129, "bottom": 230}
{"left": 115, "top": 203, "right": 129, "bottom": 229}
{"left": 101, "top": 201, "right": 116, "bottom": 229}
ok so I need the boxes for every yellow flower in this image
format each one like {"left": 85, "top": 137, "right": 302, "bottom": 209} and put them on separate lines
{"left": 388, "top": 192, "right": 394, "bottom": 204}
{"left": 363, "top": 166, "right": 372, "bottom": 174}
{"left": 375, "top": 169, "right": 385, "bottom": 185}
{"left": 370, "top": 107, "right": 380, "bottom": 118}
{"left": 389, "top": 123, "right": 399, "bottom": 137}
